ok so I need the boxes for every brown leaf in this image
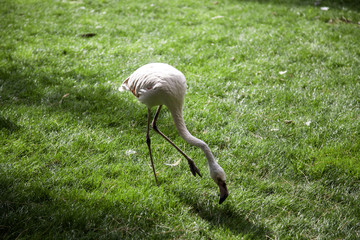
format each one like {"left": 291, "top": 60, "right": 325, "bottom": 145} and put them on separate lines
{"left": 80, "top": 33, "right": 97, "bottom": 38}
{"left": 59, "top": 93, "right": 70, "bottom": 104}
{"left": 341, "top": 16, "right": 352, "bottom": 23}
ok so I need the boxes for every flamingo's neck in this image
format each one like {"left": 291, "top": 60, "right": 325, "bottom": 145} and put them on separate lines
{"left": 168, "top": 106, "right": 217, "bottom": 168}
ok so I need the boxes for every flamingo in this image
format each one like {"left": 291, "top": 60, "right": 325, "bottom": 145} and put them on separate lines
{"left": 120, "top": 63, "right": 229, "bottom": 204}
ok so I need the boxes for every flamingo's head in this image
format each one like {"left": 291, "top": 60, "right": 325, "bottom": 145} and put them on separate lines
{"left": 210, "top": 164, "right": 229, "bottom": 204}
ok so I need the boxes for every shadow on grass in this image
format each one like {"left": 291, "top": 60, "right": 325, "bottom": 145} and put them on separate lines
{"left": 0, "top": 58, "right": 143, "bottom": 130}
{"left": 0, "top": 171, "right": 270, "bottom": 239}
{"left": 0, "top": 174, "right": 175, "bottom": 239}
{"left": 0, "top": 116, "right": 20, "bottom": 132}
{"left": 173, "top": 189, "right": 271, "bottom": 239}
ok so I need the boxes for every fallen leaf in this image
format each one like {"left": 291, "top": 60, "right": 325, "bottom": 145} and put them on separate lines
{"left": 250, "top": 132, "right": 263, "bottom": 139}
{"left": 211, "top": 16, "right": 224, "bottom": 20}
{"left": 284, "top": 120, "right": 294, "bottom": 124}
{"left": 341, "top": 16, "right": 351, "bottom": 23}
{"left": 80, "top": 33, "right": 96, "bottom": 38}
{"left": 59, "top": 93, "right": 70, "bottom": 104}
{"left": 165, "top": 159, "right": 181, "bottom": 167}
{"left": 125, "top": 149, "right": 136, "bottom": 155}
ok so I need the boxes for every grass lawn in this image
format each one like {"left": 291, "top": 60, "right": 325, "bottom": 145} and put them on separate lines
{"left": 1, "top": 0, "right": 360, "bottom": 239}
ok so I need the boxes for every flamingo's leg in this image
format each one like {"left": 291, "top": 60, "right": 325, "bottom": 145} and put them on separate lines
{"left": 146, "top": 108, "right": 159, "bottom": 186}
{"left": 151, "top": 105, "right": 202, "bottom": 177}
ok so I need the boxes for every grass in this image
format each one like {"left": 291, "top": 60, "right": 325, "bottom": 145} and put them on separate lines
{"left": 1, "top": 0, "right": 360, "bottom": 239}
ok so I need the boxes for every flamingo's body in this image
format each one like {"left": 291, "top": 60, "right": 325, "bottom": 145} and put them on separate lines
{"left": 120, "top": 63, "right": 228, "bottom": 204}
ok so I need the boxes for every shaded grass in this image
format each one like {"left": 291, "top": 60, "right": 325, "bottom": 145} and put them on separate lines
{"left": 1, "top": 0, "right": 360, "bottom": 239}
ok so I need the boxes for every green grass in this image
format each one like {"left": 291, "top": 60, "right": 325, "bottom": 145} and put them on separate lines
{"left": 1, "top": 0, "right": 360, "bottom": 239}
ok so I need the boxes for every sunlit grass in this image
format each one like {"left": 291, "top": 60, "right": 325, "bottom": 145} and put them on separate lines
{"left": 1, "top": 0, "right": 360, "bottom": 239}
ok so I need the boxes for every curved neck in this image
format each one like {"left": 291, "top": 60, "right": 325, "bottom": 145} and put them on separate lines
{"left": 168, "top": 106, "right": 217, "bottom": 167}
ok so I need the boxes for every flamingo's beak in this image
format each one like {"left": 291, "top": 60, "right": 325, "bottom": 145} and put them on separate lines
{"left": 218, "top": 180, "right": 229, "bottom": 204}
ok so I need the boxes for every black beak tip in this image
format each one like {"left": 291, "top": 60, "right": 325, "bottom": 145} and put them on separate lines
{"left": 219, "top": 193, "right": 229, "bottom": 204}
{"left": 218, "top": 181, "right": 229, "bottom": 205}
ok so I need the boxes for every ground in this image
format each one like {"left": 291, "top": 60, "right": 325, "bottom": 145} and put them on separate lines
{"left": 1, "top": 0, "right": 360, "bottom": 239}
